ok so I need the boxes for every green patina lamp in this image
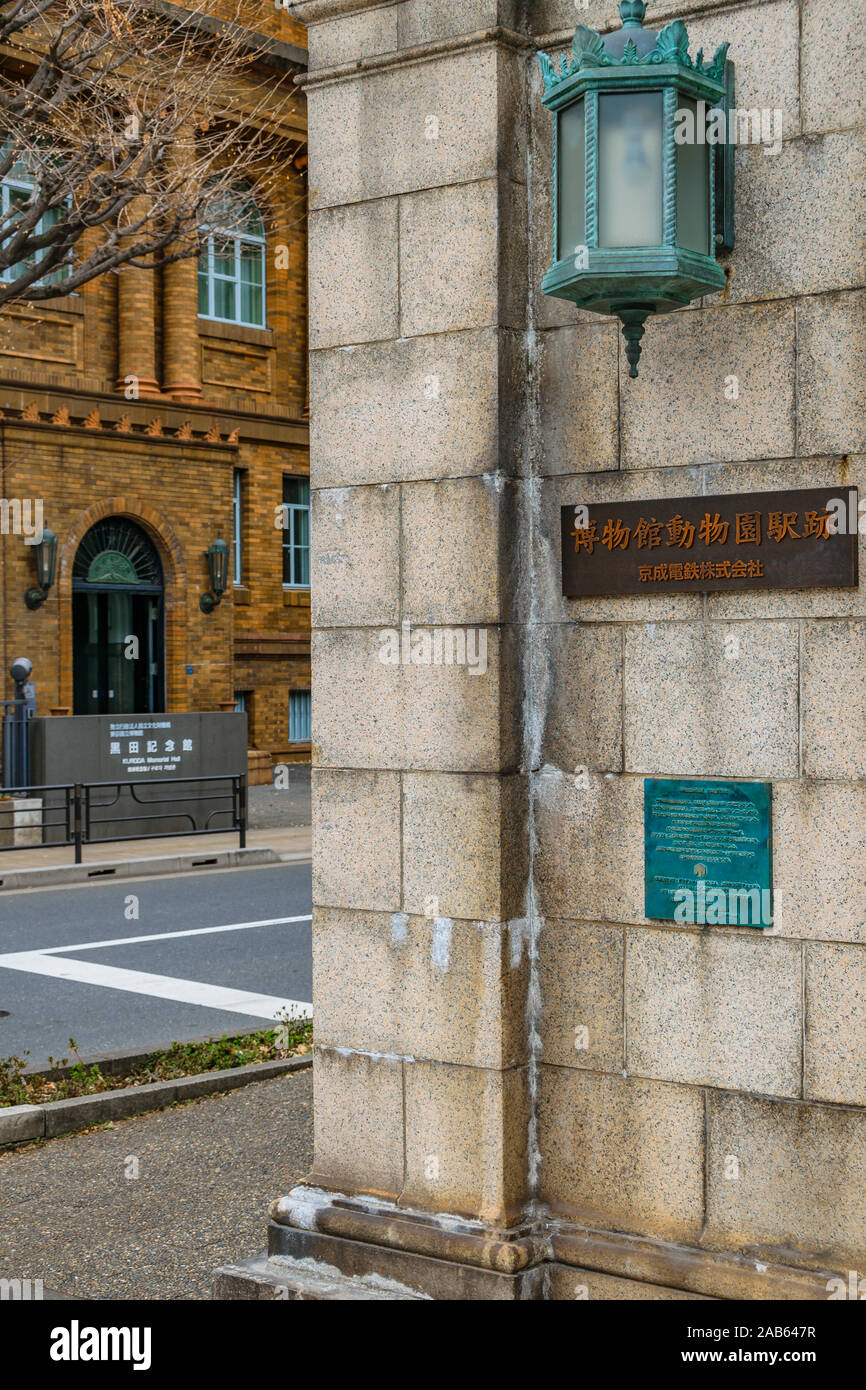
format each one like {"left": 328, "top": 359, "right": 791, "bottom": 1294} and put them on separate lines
{"left": 539, "top": 0, "right": 735, "bottom": 376}
{"left": 25, "top": 528, "right": 58, "bottom": 609}
{"left": 200, "top": 532, "right": 230, "bottom": 614}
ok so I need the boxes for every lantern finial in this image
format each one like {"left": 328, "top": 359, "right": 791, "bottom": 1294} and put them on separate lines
{"left": 618, "top": 0, "right": 647, "bottom": 27}
{"left": 618, "top": 308, "right": 650, "bottom": 378}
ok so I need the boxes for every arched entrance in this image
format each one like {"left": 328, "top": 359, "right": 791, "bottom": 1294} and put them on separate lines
{"left": 72, "top": 518, "right": 165, "bottom": 715}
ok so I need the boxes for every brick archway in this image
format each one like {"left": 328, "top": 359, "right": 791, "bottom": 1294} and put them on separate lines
{"left": 58, "top": 498, "right": 189, "bottom": 712}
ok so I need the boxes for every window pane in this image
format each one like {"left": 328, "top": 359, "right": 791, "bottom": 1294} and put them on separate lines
{"left": 198, "top": 264, "right": 209, "bottom": 315}
{"left": 598, "top": 91, "right": 663, "bottom": 248}
{"left": 240, "top": 280, "right": 263, "bottom": 325}
{"left": 283, "top": 477, "right": 310, "bottom": 507}
{"left": 281, "top": 477, "right": 310, "bottom": 587}
{"left": 213, "top": 276, "right": 235, "bottom": 320}
{"left": 292, "top": 506, "right": 310, "bottom": 551}
{"left": 243, "top": 203, "right": 265, "bottom": 238}
{"left": 6, "top": 188, "right": 29, "bottom": 279}
{"left": 213, "top": 245, "right": 234, "bottom": 279}
{"left": 289, "top": 690, "right": 311, "bottom": 743}
{"left": 676, "top": 97, "right": 710, "bottom": 254}
{"left": 295, "top": 546, "right": 310, "bottom": 587}
{"left": 240, "top": 243, "right": 263, "bottom": 284}
{"left": 8, "top": 157, "right": 34, "bottom": 183}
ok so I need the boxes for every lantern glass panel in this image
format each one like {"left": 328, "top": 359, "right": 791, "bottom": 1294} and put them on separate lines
{"left": 676, "top": 96, "right": 711, "bottom": 254}
{"left": 598, "top": 91, "right": 663, "bottom": 248}
{"left": 35, "top": 533, "right": 57, "bottom": 589}
{"left": 557, "top": 98, "right": 585, "bottom": 262}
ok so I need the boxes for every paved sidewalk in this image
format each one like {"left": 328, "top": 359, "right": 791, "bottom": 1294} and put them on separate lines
{"left": 0, "top": 1069, "right": 313, "bottom": 1300}
{"left": 248, "top": 775, "right": 310, "bottom": 830}
{"left": 0, "top": 825, "right": 311, "bottom": 874}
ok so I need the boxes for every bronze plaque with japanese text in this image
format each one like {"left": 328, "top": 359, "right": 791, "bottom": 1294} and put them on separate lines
{"left": 561, "top": 487, "right": 859, "bottom": 597}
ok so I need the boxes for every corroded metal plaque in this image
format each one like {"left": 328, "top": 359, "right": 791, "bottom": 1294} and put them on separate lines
{"left": 644, "top": 778, "right": 773, "bottom": 928}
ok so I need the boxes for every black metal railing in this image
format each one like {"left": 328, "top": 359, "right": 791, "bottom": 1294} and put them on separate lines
{"left": 1, "top": 697, "right": 31, "bottom": 789}
{"left": 0, "top": 773, "right": 247, "bottom": 864}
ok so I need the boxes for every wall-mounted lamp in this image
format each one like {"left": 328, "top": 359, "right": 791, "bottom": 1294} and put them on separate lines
{"left": 539, "top": 1, "right": 735, "bottom": 376}
{"left": 25, "top": 528, "right": 58, "bottom": 609}
{"left": 200, "top": 533, "right": 230, "bottom": 613}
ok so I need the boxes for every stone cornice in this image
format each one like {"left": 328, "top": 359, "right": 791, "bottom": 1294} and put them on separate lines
{"left": 288, "top": 0, "right": 395, "bottom": 22}
{"left": 534, "top": 0, "right": 763, "bottom": 48}
{"left": 297, "top": 24, "right": 534, "bottom": 90}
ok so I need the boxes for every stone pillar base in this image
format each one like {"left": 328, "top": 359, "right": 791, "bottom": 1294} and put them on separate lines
{"left": 212, "top": 1186, "right": 846, "bottom": 1301}
{"left": 214, "top": 1224, "right": 545, "bottom": 1301}
{"left": 213, "top": 1254, "right": 424, "bottom": 1301}
{"left": 212, "top": 1185, "right": 548, "bottom": 1299}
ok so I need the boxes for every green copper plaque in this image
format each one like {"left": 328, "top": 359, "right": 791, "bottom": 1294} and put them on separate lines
{"left": 644, "top": 779, "right": 773, "bottom": 928}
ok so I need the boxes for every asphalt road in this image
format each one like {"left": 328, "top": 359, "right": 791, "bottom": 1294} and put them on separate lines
{"left": 0, "top": 862, "right": 312, "bottom": 1070}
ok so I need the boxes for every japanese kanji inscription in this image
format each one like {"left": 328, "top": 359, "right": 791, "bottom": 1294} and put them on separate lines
{"left": 560, "top": 488, "right": 859, "bottom": 597}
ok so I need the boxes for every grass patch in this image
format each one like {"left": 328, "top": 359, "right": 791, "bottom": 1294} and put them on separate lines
{"left": 0, "top": 1012, "right": 313, "bottom": 1108}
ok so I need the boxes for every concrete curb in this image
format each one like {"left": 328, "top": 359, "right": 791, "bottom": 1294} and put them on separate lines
{"left": 0, "top": 1054, "right": 312, "bottom": 1150}
{"left": 23, "top": 1026, "right": 302, "bottom": 1082}
{"left": 0, "top": 845, "right": 283, "bottom": 891}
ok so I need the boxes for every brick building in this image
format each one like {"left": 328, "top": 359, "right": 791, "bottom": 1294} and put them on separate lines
{"left": 0, "top": 7, "right": 310, "bottom": 779}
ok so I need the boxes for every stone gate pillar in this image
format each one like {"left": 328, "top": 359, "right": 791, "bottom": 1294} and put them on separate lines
{"left": 226, "top": 0, "right": 543, "bottom": 1299}
{"left": 216, "top": 0, "right": 866, "bottom": 1304}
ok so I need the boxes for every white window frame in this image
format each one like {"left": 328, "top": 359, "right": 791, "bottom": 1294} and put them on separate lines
{"left": 289, "top": 689, "right": 311, "bottom": 744}
{"left": 198, "top": 188, "right": 266, "bottom": 329}
{"left": 281, "top": 477, "right": 310, "bottom": 591}
{"left": 0, "top": 164, "right": 71, "bottom": 288}
{"left": 232, "top": 469, "right": 243, "bottom": 586}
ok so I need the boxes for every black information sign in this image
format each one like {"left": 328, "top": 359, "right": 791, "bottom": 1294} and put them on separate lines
{"left": 561, "top": 487, "right": 859, "bottom": 597}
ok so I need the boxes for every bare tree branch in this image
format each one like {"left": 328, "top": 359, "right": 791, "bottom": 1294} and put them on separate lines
{"left": 0, "top": 0, "right": 306, "bottom": 305}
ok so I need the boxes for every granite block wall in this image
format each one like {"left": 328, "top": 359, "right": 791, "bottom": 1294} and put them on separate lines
{"left": 528, "top": 0, "right": 866, "bottom": 1279}
{"left": 297, "top": 0, "right": 865, "bottom": 1294}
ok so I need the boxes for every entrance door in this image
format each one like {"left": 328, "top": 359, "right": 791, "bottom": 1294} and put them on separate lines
{"left": 73, "top": 591, "right": 163, "bottom": 714}
{"left": 72, "top": 518, "right": 165, "bottom": 715}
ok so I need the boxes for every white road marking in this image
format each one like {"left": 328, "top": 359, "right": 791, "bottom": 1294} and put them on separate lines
{"left": 0, "top": 914, "right": 314, "bottom": 1020}
{"left": 0, "top": 951, "right": 311, "bottom": 1021}
{"left": 31, "top": 914, "right": 312, "bottom": 955}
